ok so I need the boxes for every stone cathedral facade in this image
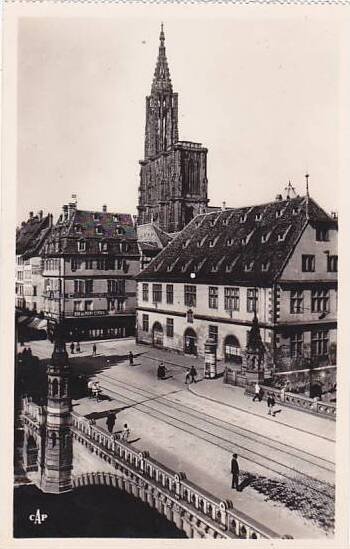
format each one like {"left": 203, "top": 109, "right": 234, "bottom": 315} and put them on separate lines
{"left": 137, "top": 25, "right": 209, "bottom": 234}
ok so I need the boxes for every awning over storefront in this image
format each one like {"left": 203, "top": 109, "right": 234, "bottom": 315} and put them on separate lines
{"left": 26, "top": 318, "right": 47, "bottom": 331}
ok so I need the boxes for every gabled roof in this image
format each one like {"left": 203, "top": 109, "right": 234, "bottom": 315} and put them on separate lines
{"left": 136, "top": 195, "right": 337, "bottom": 285}
{"left": 43, "top": 208, "right": 138, "bottom": 256}
{"left": 16, "top": 214, "right": 52, "bottom": 257}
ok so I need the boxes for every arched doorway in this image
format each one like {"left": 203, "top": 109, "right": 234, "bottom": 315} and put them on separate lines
{"left": 184, "top": 328, "right": 197, "bottom": 356}
{"left": 26, "top": 435, "right": 38, "bottom": 470}
{"left": 152, "top": 322, "right": 163, "bottom": 348}
{"left": 224, "top": 335, "right": 242, "bottom": 364}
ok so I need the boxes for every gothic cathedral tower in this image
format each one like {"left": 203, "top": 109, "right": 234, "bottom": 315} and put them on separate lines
{"left": 41, "top": 333, "right": 72, "bottom": 493}
{"left": 138, "top": 24, "right": 209, "bottom": 233}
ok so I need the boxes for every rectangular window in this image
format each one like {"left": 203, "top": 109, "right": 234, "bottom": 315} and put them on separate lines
{"left": 71, "top": 258, "right": 78, "bottom": 271}
{"left": 166, "top": 284, "right": 174, "bottom": 305}
{"left": 152, "top": 283, "right": 162, "bottom": 303}
{"left": 290, "top": 289, "right": 304, "bottom": 314}
{"left": 107, "top": 298, "right": 115, "bottom": 311}
{"left": 85, "top": 300, "right": 93, "bottom": 312}
{"left": 142, "top": 314, "right": 149, "bottom": 332}
{"left": 33, "top": 286, "right": 37, "bottom": 297}
{"left": 311, "top": 330, "right": 329, "bottom": 357}
{"left": 311, "top": 289, "right": 329, "bottom": 313}
{"left": 208, "top": 286, "right": 218, "bottom": 309}
{"left": 316, "top": 226, "right": 329, "bottom": 241}
{"left": 96, "top": 259, "right": 106, "bottom": 270}
{"left": 166, "top": 318, "right": 174, "bottom": 338}
{"left": 327, "top": 255, "right": 338, "bottom": 273}
{"left": 224, "top": 287, "right": 240, "bottom": 311}
{"left": 85, "top": 280, "right": 93, "bottom": 294}
{"left": 142, "top": 283, "right": 149, "bottom": 302}
{"left": 302, "top": 254, "right": 315, "bottom": 272}
{"left": 247, "top": 288, "right": 258, "bottom": 313}
{"left": 209, "top": 325, "right": 218, "bottom": 343}
{"left": 73, "top": 300, "right": 81, "bottom": 312}
{"left": 184, "top": 285, "right": 196, "bottom": 307}
{"left": 290, "top": 332, "right": 303, "bottom": 358}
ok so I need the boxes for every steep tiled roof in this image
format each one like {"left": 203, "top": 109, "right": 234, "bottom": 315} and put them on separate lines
{"left": 43, "top": 209, "right": 139, "bottom": 257}
{"left": 16, "top": 214, "right": 52, "bottom": 257}
{"left": 136, "top": 196, "right": 336, "bottom": 285}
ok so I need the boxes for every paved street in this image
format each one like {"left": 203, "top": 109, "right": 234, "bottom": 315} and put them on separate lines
{"left": 22, "top": 337, "right": 336, "bottom": 538}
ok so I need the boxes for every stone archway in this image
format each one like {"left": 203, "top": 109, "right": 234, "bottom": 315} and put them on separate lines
{"left": 152, "top": 322, "right": 164, "bottom": 348}
{"left": 224, "top": 335, "right": 242, "bottom": 364}
{"left": 25, "top": 434, "right": 39, "bottom": 472}
{"left": 184, "top": 328, "right": 197, "bottom": 356}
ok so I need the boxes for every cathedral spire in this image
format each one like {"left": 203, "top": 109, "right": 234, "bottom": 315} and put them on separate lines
{"left": 151, "top": 23, "right": 173, "bottom": 94}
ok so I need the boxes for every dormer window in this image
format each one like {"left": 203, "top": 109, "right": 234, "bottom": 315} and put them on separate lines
{"left": 261, "top": 232, "right": 270, "bottom": 243}
{"left": 74, "top": 224, "right": 82, "bottom": 234}
{"left": 93, "top": 212, "right": 100, "bottom": 221}
{"left": 99, "top": 241, "right": 108, "bottom": 252}
{"left": 116, "top": 226, "right": 124, "bottom": 235}
{"left": 182, "top": 239, "right": 190, "bottom": 249}
{"left": 244, "top": 261, "right": 254, "bottom": 272}
{"left": 78, "top": 240, "right": 86, "bottom": 252}
{"left": 292, "top": 207, "right": 299, "bottom": 216}
{"left": 113, "top": 215, "right": 119, "bottom": 223}
{"left": 255, "top": 213, "right": 262, "bottom": 222}
{"left": 261, "top": 261, "right": 270, "bottom": 272}
{"left": 209, "top": 237, "right": 219, "bottom": 248}
{"left": 241, "top": 237, "right": 247, "bottom": 246}
{"left": 96, "top": 225, "right": 103, "bottom": 235}
{"left": 209, "top": 217, "right": 215, "bottom": 227}
{"left": 227, "top": 238, "right": 234, "bottom": 247}
{"left": 276, "top": 209, "right": 284, "bottom": 219}
{"left": 240, "top": 214, "right": 247, "bottom": 224}
{"left": 277, "top": 232, "right": 284, "bottom": 242}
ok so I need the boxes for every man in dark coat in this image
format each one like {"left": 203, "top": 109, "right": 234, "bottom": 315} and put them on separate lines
{"left": 129, "top": 352, "right": 134, "bottom": 366}
{"left": 231, "top": 453, "right": 240, "bottom": 490}
{"left": 106, "top": 412, "right": 116, "bottom": 434}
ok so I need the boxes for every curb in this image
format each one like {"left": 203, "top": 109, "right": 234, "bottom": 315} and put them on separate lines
{"left": 187, "top": 385, "right": 335, "bottom": 443}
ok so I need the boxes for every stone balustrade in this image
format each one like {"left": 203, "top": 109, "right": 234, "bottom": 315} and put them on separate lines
{"left": 245, "top": 385, "right": 336, "bottom": 419}
{"left": 71, "top": 412, "right": 279, "bottom": 539}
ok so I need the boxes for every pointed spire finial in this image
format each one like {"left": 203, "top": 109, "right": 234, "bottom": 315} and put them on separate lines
{"left": 305, "top": 173, "right": 310, "bottom": 220}
{"left": 151, "top": 23, "right": 172, "bottom": 94}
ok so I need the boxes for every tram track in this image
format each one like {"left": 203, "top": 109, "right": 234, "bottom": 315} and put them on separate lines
{"left": 95, "top": 372, "right": 335, "bottom": 498}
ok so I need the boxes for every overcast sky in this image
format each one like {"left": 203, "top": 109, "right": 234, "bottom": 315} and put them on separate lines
{"left": 17, "top": 14, "right": 340, "bottom": 223}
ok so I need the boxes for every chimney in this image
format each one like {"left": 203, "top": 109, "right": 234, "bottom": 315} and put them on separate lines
{"left": 222, "top": 201, "right": 226, "bottom": 211}
{"left": 29, "top": 211, "right": 34, "bottom": 219}
{"left": 275, "top": 194, "right": 283, "bottom": 201}
{"left": 48, "top": 213, "right": 53, "bottom": 228}
{"left": 38, "top": 210, "right": 43, "bottom": 220}
{"left": 331, "top": 211, "right": 338, "bottom": 220}
{"left": 102, "top": 205, "right": 107, "bottom": 213}
{"left": 68, "top": 201, "right": 77, "bottom": 219}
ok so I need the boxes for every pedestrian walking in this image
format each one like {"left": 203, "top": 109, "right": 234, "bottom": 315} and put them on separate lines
{"left": 185, "top": 368, "right": 191, "bottom": 384}
{"left": 190, "top": 365, "right": 197, "bottom": 383}
{"left": 231, "top": 453, "right": 240, "bottom": 490}
{"left": 92, "top": 343, "right": 97, "bottom": 356}
{"left": 252, "top": 382, "right": 260, "bottom": 402}
{"left": 267, "top": 394, "right": 276, "bottom": 416}
{"left": 106, "top": 412, "right": 116, "bottom": 434}
{"left": 76, "top": 342, "right": 81, "bottom": 353}
{"left": 129, "top": 351, "right": 134, "bottom": 366}
{"left": 87, "top": 379, "right": 94, "bottom": 399}
{"left": 121, "top": 423, "right": 130, "bottom": 442}
{"left": 70, "top": 342, "right": 75, "bottom": 354}
{"left": 280, "top": 386, "right": 286, "bottom": 402}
